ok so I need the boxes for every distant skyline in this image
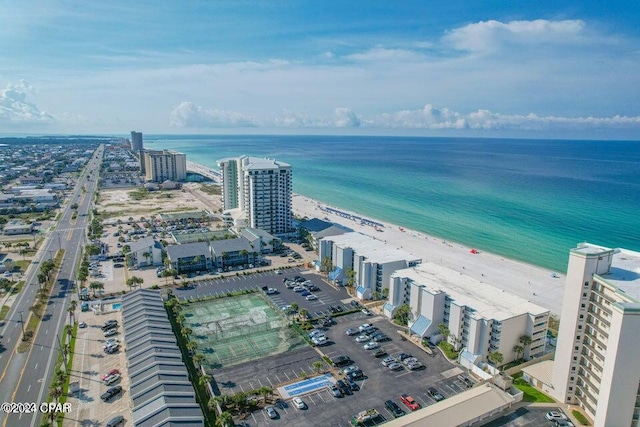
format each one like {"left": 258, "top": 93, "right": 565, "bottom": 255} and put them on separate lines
{"left": 1, "top": 1, "right": 639, "bottom": 139}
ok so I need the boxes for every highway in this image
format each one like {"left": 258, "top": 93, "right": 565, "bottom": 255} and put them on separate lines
{"left": 0, "top": 145, "right": 103, "bottom": 427}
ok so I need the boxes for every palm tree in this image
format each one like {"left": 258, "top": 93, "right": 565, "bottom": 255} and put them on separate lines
{"left": 182, "top": 327, "right": 193, "bottom": 337}
{"left": 257, "top": 386, "right": 273, "bottom": 403}
{"left": 51, "top": 386, "right": 63, "bottom": 404}
{"left": 191, "top": 255, "right": 202, "bottom": 272}
{"left": 320, "top": 256, "right": 333, "bottom": 276}
{"left": 142, "top": 251, "right": 152, "bottom": 266}
{"left": 215, "top": 411, "right": 233, "bottom": 427}
{"left": 513, "top": 344, "right": 524, "bottom": 361}
{"left": 290, "top": 302, "right": 299, "bottom": 313}
{"left": 193, "top": 353, "right": 205, "bottom": 367}
{"left": 298, "top": 308, "right": 309, "bottom": 322}
{"left": 312, "top": 360, "right": 325, "bottom": 373}
{"left": 345, "top": 268, "right": 356, "bottom": 292}
{"left": 519, "top": 334, "right": 533, "bottom": 358}
{"left": 67, "top": 306, "right": 76, "bottom": 325}
{"left": 89, "top": 281, "right": 103, "bottom": 297}
{"left": 198, "top": 373, "right": 212, "bottom": 388}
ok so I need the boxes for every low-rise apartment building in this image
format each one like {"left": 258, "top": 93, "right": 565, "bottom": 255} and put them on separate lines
{"left": 384, "top": 262, "right": 549, "bottom": 365}
{"left": 318, "top": 232, "right": 421, "bottom": 300}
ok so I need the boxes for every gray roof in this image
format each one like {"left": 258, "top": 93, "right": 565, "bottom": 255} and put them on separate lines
{"left": 166, "top": 242, "right": 211, "bottom": 260}
{"left": 129, "top": 236, "right": 162, "bottom": 254}
{"left": 122, "top": 289, "right": 204, "bottom": 427}
{"left": 241, "top": 227, "right": 276, "bottom": 240}
{"left": 300, "top": 218, "right": 333, "bottom": 232}
{"left": 209, "top": 236, "right": 254, "bottom": 255}
{"left": 313, "top": 224, "right": 352, "bottom": 240}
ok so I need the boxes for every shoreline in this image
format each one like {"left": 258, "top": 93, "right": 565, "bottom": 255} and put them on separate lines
{"left": 187, "top": 161, "right": 566, "bottom": 315}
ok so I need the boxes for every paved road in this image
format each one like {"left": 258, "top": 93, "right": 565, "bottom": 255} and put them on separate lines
{"left": 0, "top": 145, "right": 103, "bottom": 427}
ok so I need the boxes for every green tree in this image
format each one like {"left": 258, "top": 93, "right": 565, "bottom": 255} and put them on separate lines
{"left": 519, "top": 334, "right": 533, "bottom": 358}
{"left": 198, "top": 373, "right": 212, "bottom": 388}
{"left": 438, "top": 323, "right": 450, "bottom": 341}
{"left": 215, "top": 411, "right": 233, "bottom": 427}
{"left": 312, "top": 360, "right": 325, "bottom": 373}
{"left": 488, "top": 351, "right": 504, "bottom": 367}
{"left": 320, "top": 256, "right": 333, "bottom": 276}
{"left": 89, "top": 281, "right": 103, "bottom": 297}
{"left": 513, "top": 344, "right": 524, "bottom": 361}
{"left": 182, "top": 327, "right": 193, "bottom": 337}
{"left": 193, "top": 353, "right": 205, "bottom": 367}
{"left": 142, "top": 251, "right": 152, "bottom": 265}
{"left": 345, "top": 267, "right": 356, "bottom": 293}
{"left": 290, "top": 302, "right": 299, "bottom": 313}
{"left": 258, "top": 386, "right": 273, "bottom": 403}
{"left": 394, "top": 304, "right": 411, "bottom": 326}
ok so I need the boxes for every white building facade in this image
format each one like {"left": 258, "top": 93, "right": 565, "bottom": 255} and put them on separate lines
{"left": 384, "top": 263, "right": 549, "bottom": 365}
{"left": 318, "top": 232, "right": 421, "bottom": 300}
{"left": 143, "top": 150, "right": 187, "bottom": 182}
{"left": 218, "top": 156, "right": 292, "bottom": 235}
{"left": 551, "top": 243, "right": 640, "bottom": 427}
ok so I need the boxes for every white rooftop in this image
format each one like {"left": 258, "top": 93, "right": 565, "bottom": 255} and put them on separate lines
{"left": 573, "top": 242, "right": 640, "bottom": 302}
{"left": 326, "top": 232, "right": 421, "bottom": 264}
{"left": 394, "top": 262, "right": 549, "bottom": 320}
{"left": 242, "top": 156, "right": 290, "bottom": 170}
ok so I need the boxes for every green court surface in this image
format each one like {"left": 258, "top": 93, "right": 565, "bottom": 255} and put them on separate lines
{"left": 183, "top": 293, "right": 307, "bottom": 369}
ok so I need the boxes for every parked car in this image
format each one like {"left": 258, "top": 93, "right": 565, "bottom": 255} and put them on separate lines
{"left": 308, "top": 329, "right": 323, "bottom": 338}
{"left": 305, "top": 294, "right": 318, "bottom": 301}
{"left": 100, "top": 386, "right": 122, "bottom": 402}
{"left": 388, "top": 362, "right": 403, "bottom": 371}
{"left": 103, "top": 329, "right": 118, "bottom": 337}
{"left": 292, "top": 397, "right": 306, "bottom": 409}
{"left": 105, "top": 373, "right": 121, "bottom": 385}
{"left": 336, "top": 379, "right": 352, "bottom": 395}
{"left": 362, "top": 308, "right": 371, "bottom": 315}
{"left": 105, "top": 415, "right": 125, "bottom": 427}
{"left": 407, "top": 361, "right": 423, "bottom": 370}
{"left": 358, "top": 323, "right": 372, "bottom": 332}
{"left": 348, "top": 369, "right": 365, "bottom": 380}
{"left": 330, "top": 355, "right": 352, "bottom": 367}
{"left": 555, "top": 421, "right": 575, "bottom": 427}
{"left": 385, "top": 400, "right": 405, "bottom": 418}
{"left": 427, "top": 387, "right": 445, "bottom": 401}
{"left": 264, "top": 288, "right": 278, "bottom": 295}
{"left": 293, "top": 286, "right": 305, "bottom": 292}
{"left": 382, "top": 356, "right": 397, "bottom": 367}
{"left": 300, "top": 290, "right": 311, "bottom": 296}
{"left": 342, "top": 365, "right": 360, "bottom": 375}
{"left": 397, "top": 352, "right": 412, "bottom": 361}
{"left": 78, "top": 321, "right": 87, "bottom": 328}
{"left": 400, "top": 394, "right": 420, "bottom": 411}
{"left": 265, "top": 406, "right": 278, "bottom": 419}
{"left": 364, "top": 341, "right": 380, "bottom": 350}
{"left": 355, "top": 335, "right": 369, "bottom": 343}
{"left": 546, "top": 412, "right": 568, "bottom": 422}
{"left": 402, "top": 357, "right": 418, "bottom": 366}
{"left": 102, "top": 369, "right": 120, "bottom": 381}
{"left": 347, "top": 378, "right": 359, "bottom": 391}
{"left": 373, "top": 348, "right": 388, "bottom": 358}
{"left": 329, "top": 385, "right": 343, "bottom": 398}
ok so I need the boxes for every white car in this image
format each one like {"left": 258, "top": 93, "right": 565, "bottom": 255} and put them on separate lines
{"left": 364, "top": 341, "right": 380, "bottom": 350}
{"left": 358, "top": 323, "right": 372, "bottom": 332}
{"left": 293, "top": 286, "right": 305, "bottom": 292}
{"left": 292, "top": 397, "right": 305, "bottom": 409}
{"left": 382, "top": 356, "right": 397, "bottom": 367}
{"left": 305, "top": 294, "right": 318, "bottom": 301}
{"left": 402, "top": 357, "right": 418, "bottom": 366}
{"left": 342, "top": 365, "right": 360, "bottom": 375}
{"left": 104, "top": 373, "right": 121, "bottom": 385}
{"left": 545, "top": 412, "right": 568, "bottom": 422}
{"left": 355, "top": 335, "right": 369, "bottom": 343}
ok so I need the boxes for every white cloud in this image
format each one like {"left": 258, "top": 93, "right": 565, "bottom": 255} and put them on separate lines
{"left": 169, "top": 101, "right": 258, "bottom": 128}
{"left": 0, "top": 80, "right": 56, "bottom": 125}
{"left": 169, "top": 101, "right": 640, "bottom": 132}
{"left": 347, "top": 46, "right": 424, "bottom": 62}
{"left": 443, "top": 19, "right": 587, "bottom": 52}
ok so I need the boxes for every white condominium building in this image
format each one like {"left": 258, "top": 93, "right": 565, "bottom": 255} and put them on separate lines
{"left": 217, "top": 156, "right": 292, "bottom": 235}
{"left": 318, "top": 232, "right": 421, "bottom": 300}
{"left": 384, "top": 262, "right": 549, "bottom": 365}
{"left": 130, "top": 131, "right": 143, "bottom": 151}
{"left": 143, "top": 150, "right": 187, "bottom": 182}
{"left": 551, "top": 243, "right": 640, "bottom": 427}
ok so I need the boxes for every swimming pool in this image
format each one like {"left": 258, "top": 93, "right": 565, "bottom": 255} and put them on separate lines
{"left": 112, "top": 303, "right": 122, "bottom": 311}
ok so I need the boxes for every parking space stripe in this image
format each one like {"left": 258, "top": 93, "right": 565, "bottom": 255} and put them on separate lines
{"left": 307, "top": 394, "right": 316, "bottom": 406}
{"left": 416, "top": 395, "right": 429, "bottom": 407}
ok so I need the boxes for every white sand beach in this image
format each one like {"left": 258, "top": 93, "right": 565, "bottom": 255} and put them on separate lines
{"left": 292, "top": 194, "right": 567, "bottom": 315}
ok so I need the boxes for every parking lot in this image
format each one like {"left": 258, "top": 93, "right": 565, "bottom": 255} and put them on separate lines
{"left": 179, "top": 268, "right": 475, "bottom": 426}
{"left": 65, "top": 309, "right": 130, "bottom": 427}
{"left": 482, "top": 406, "right": 568, "bottom": 427}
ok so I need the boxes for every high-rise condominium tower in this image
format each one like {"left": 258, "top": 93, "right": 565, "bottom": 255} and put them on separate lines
{"left": 551, "top": 243, "right": 640, "bottom": 427}
{"left": 218, "top": 156, "right": 292, "bottom": 235}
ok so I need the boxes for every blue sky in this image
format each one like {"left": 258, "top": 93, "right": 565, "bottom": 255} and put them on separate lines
{"left": 1, "top": 1, "right": 639, "bottom": 138}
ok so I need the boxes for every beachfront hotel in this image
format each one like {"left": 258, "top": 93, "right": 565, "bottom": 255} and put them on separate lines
{"left": 217, "top": 156, "right": 292, "bottom": 235}
{"left": 130, "top": 130, "right": 143, "bottom": 151}
{"left": 550, "top": 243, "right": 640, "bottom": 427}
{"left": 384, "top": 262, "right": 549, "bottom": 365}
{"left": 318, "top": 232, "right": 421, "bottom": 300}
{"left": 142, "top": 150, "right": 187, "bottom": 183}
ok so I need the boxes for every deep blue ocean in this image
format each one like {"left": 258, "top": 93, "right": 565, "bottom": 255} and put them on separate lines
{"left": 147, "top": 135, "right": 640, "bottom": 272}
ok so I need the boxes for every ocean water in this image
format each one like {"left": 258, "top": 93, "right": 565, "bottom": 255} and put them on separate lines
{"left": 147, "top": 135, "right": 640, "bottom": 272}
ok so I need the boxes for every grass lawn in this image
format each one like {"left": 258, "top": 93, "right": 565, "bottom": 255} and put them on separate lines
{"left": 15, "top": 260, "right": 31, "bottom": 272}
{"left": 513, "top": 374, "right": 556, "bottom": 403}
{"left": 0, "top": 305, "right": 9, "bottom": 321}
{"left": 572, "top": 410, "right": 590, "bottom": 425}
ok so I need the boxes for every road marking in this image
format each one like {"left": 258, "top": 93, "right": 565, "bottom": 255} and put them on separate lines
{"left": 275, "top": 374, "right": 281, "bottom": 383}
{"left": 283, "top": 371, "right": 290, "bottom": 380}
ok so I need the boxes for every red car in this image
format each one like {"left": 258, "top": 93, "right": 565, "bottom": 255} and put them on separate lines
{"left": 400, "top": 394, "right": 419, "bottom": 411}
{"left": 101, "top": 369, "right": 120, "bottom": 381}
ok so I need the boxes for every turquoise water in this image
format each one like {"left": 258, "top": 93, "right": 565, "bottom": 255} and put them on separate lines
{"left": 147, "top": 135, "right": 640, "bottom": 272}
{"left": 112, "top": 303, "right": 122, "bottom": 311}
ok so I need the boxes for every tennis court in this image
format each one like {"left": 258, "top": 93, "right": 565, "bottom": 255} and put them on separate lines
{"left": 183, "top": 293, "right": 307, "bottom": 369}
